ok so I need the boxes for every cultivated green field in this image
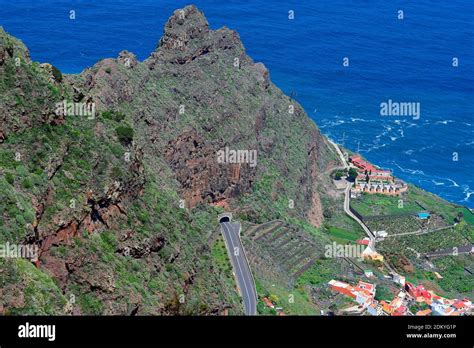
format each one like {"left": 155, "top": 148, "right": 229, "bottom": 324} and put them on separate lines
{"left": 351, "top": 193, "right": 422, "bottom": 217}
{"left": 407, "top": 186, "right": 473, "bottom": 225}
{"left": 351, "top": 187, "right": 474, "bottom": 230}
{"left": 325, "top": 226, "right": 361, "bottom": 243}
{"left": 255, "top": 277, "right": 318, "bottom": 315}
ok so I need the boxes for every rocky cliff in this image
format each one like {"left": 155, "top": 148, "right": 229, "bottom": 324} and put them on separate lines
{"left": 0, "top": 5, "right": 336, "bottom": 315}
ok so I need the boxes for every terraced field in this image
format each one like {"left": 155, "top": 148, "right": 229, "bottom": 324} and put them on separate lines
{"left": 243, "top": 220, "right": 322, "bottom": 279}
{"left": 365, "top": 214, "right": 449, "bottom": 235}
{"left": 378, "top": 222, "right": 473, "bottom": 256}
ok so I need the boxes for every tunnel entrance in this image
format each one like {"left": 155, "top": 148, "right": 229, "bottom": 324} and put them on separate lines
{"left": 219, "top": 216, "right": 230, "bottom": 223}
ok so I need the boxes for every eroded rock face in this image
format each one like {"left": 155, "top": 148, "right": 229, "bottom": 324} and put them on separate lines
{"left": 0, "top": 44, "right": 11, "bottom": 65}
{"left": 164, "top": 130, "right": 256, "bottom": 208}
{"left": 0, "top": 27, "right": 64, "bottom": 139}
{"left": 148, "top": 5, "right": 245, "bottom": 67}
{"left": 252, "top": 63, "right": 270, "bottom": 90}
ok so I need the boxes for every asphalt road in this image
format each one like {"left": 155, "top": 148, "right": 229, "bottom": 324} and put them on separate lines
{"left": 343, "top": 184, "right": 376, "bottom": 243}
{"left": 220, "top": 221, "right": 257, "bottom": 315}
{"left": 343, "top": 183, "right": 396, "bottom": 274}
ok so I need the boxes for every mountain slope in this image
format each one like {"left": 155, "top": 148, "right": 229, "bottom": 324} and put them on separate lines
{"left": 0, "top": 5, "right": 337, "bottom": 315}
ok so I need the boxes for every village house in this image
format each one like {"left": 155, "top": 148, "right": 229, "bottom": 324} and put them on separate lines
{"left": 364, "top": 270, "right": 374, "bottom": 278}
{"left": 431, "top": 303, "right": 458, "bottom": 316}
{"left": 405, "top": 283, "right": 432, "bottom": 303}
{"left": 356, "top": 238, "right": 370, "bottom": 246}
{"left": 350, "top": 156, "right": 393, "bottom": 180}
{"left": 392, "top": 305, "right": 407, "bottom": 316}
{"left": 390, "top": 272, "right": 406, "bottom": 286}
{"left": 353, "top": 181, "right": 408, "bottom": 196}
{"left": 404, "top": 282, "right": 472, "bottom": 315}
{"left": 328, "top": 280, "right": 377, "bottom": 311}
{"left": 329, "top": 278, "right": 472, "bottom": 316}
{"left": 380, "top": 300, "right": 395, "bottom": 315}
{"left": 367, "top": 301, "right": 379, "bottom": 316}
{"left": 262, "top": 297, "right": 275, "bottom": 309}
{"left": 362, "top": 246, "right": 384, "bottom": 262}
{"left": 452, "top": 301, "right": 468, "bottom": 312}
{"left": 328, "top": 280, "right": 357, "bottom": 299}
{"left": 349, "top": 155, "right": 408, "bottom": 196}
{"left": 356, "top": 281, "right": 376, "bottom": 296}
{"left": 416, "top": 309, "right": 432, "bottom": 316}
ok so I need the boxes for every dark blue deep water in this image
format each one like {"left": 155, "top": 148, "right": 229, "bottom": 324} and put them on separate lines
{"left": 1, "top": 0, "right": 473, "bottom": 206}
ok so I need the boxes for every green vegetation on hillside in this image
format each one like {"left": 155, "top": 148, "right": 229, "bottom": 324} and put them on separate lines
{"left": 324, "top": 226, "right": 362, "bottom": 243}
{"left": 351, "top": 193, "right": 421, "bottom": 217}
{"left": 255, "top": 278, "right": 318, "bottom": 315}
{"left": 434, "top": 256, "right": 473, "bottom": 295}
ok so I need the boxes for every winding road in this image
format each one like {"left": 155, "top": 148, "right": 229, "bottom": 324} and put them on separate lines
{"left": 327, "top": 138, "right": 376, "bottom": 241}
{"left": 328, "top": 139, "right": 397, "bottom": 274}
{"left": 220, "top": 221, "right": 257, "bottom": 315}
{"left": 343, "top": 184, "right": 376, "bottom": 245}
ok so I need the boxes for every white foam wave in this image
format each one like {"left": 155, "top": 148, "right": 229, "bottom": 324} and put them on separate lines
{"left": 435, "top": 120, "right": 455, "bottom": 125}
{"left": 392, "top": 162, "right": 425, "bottom": 176}
{"left": 320, "top": 119, "right": 346, "bottom": 128}
{"left": 446, "top": 179, "right": 459, "bottom": 187}
{"left": 462, "top": 185, "right": 474, "bottom": 202}
{"left": 350, "top": 117, "right": 373, "bottom": 123}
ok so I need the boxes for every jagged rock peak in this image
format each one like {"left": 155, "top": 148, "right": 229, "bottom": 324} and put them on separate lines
{"left": 117, "top": 50, "right": 138, "bottom": 68}
{"left": 159, "top": 5, "right": 210, "bottom": 49}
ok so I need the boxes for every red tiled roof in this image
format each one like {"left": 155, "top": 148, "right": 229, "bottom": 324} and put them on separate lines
{"left": 452, "top": 301, "right": 466, "bottom": 309}
{"left": 416, "top": 309, "right": 432, "bottom": 316}
{"left": 263, "top": 297, "right": 274, "bottom": 308}
{"left": 356, "top": 281, "right": 375, "bottom": 294}
{"left": 396, "top": 305, "right": 407, "bottom": 313}
{"left": 350, "top": 156, "right": 391, "bottom": 175}
{"left": 356, "top": 239, "right": 370, "bottom": 246}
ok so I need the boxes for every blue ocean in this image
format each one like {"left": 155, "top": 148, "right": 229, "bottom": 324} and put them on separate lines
{"left": 1, "top": 0, "right": 473, "bottom": 207}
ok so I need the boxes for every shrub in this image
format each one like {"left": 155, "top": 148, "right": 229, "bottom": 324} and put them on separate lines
{"left": 79, "top": 293, "right": 104, "bottom": 315}
{"left": 115, "top": 125, "right": 134, "bottom": 145}
{"left": 5, "top": 172, "right": 14, "bottom": 185}
{"left": 22, "top": 177, "right": 32, "bottom": 189}
{"left": 348, "top": 168, "right": 358, "bottom": 181}
{"left": 102, "top": 111, "right": 126, "bottom": 122}
{"left": 374, "top": 285, "right": 393, "bottom": 301}
{"left": 51, "top": 65, "right": 63, "bottom": 82}
{"left": 334, "top": 170, "right": 344, "bottom": 180}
